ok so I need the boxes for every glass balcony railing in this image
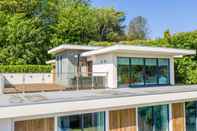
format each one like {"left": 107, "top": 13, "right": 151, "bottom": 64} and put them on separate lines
{"left": 56, "top": 72, "right": 108, "bottom": 90}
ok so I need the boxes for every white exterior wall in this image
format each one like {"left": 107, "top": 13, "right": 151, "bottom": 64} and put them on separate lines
{"left": 0, "top": 119, "right": 12, "bottom": 131}
{"left": 92, "top": 53, "right": 117, "bottom": 88}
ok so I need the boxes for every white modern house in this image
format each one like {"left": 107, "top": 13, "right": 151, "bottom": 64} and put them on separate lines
{"left": 0, "top": 44, "right": 196, "bottom": 131}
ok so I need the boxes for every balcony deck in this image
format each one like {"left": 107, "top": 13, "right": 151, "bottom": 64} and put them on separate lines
{"left": 4, "top": 84, "right": 65, "bottom": 94}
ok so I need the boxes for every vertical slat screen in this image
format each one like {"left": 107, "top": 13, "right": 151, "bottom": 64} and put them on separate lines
{"left": 172, "top": 103, "right": 185, "bottom": 131}
{"left": 15, "top": 118, "right": 54, "bottom": 131}
{"left": 109, "top": 108, "right": 136, "bottom": 131}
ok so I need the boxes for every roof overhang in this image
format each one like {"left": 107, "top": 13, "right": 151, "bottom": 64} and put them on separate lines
{"left": 81, "top": 44, "right": 196, "bottom": 57}
{"left": 0, "top": 85, "right": 197, "bottom": 119}
{"left": 46, "top": 59, "right": 55, "bottom": 64}
{"left": 48, "top": 44, "right": 102, "bottom": 54}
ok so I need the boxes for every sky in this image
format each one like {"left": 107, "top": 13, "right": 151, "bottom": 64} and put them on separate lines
{"left": 91, "top": 0, "right": 197, "bottom": 38}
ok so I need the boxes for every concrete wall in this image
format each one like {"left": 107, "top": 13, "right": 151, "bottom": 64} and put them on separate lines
{"left": 1, "top": 73, "right": 53, "bottom": 85}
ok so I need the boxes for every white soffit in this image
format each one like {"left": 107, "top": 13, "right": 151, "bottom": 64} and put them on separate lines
{"left": 81, "top": 44, "right": 196, "bottom": 57}
{"left": 48, "top": 44, "right": 102, "bottom": 54}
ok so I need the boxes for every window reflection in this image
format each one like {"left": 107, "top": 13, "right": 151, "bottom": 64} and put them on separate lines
{"left": 158, "top": 59, "right": 169, "bottom": 85}
{"left": 145, "top": 59, "right": 157, "bottom": 85}
{"left": 58, "top": 112, "right": 105, "bottom": 131}
{"left": 131, "top": 58, "right": 144, "bottom": 86}
{"left": 186, "top": 102, "right": 197, "bottom": 131}
{"left": 117, "top": 57, "right": 170, "bottom": 88}
{"left": 138, "top": 105, "right": 169, "bottom": 131}
{"left": 117, "top": 58, "right": 130, "bottom": 88}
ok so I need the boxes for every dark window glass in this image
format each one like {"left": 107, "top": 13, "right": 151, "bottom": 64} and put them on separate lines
{"left": 186, "top": 102, "right": 197, "bottom": 131}
{"left": 145, "top": 59, "right": 157, "bottom": 85}
{"left": 130, "top": 58, "right": 144, "bottom": 86}
{"left": 58, "top": 112, "right": 105, "bottom": 131}
{"left": 117, "top": 58, "right": 130, "bottom": 88}
{"left": 158, "top": 59, "right": 170, "bottom": 84}
{"left": 84, "top": 113, "right": 93, "bottom": 131}
{"left": 138, "top": 105, "right": 169, "bottom": 131}
{"left": 117, "top": 57, "right": 170, "bottom": 88}
{"left": 138, "top": 107, "right": 153, "bottom": 131}
{"left": 69, "top": 115, "right": 82, "bottom": 130}
{"left": 154, "top": 105, "right": 169, "bottom": 131}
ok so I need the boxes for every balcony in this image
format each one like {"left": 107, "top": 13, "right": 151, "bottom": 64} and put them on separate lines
{"left": 0, "top": 72, "right": 108, "bottom": 94}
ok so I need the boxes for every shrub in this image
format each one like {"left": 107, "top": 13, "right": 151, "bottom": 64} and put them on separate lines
{"left": 0, "top": 65, "right": 52, "bottom": 73}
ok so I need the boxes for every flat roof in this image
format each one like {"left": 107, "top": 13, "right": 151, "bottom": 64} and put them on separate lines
{"left": 81, "top": 44, "right": 196, "bottom": 57}
{"left": 48, "top": 44, "right": 102, "bottom": 54}
{"left": 0, "top": 85, "right": 197, "bottom": 119}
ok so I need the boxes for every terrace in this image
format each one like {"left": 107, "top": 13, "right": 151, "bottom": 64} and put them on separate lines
{"left": 0, "top": 72, "right": 108, "bottom": 94}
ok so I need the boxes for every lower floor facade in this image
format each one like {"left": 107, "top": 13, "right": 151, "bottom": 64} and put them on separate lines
{"left": 9, "top": 100, "right": 197, "bottom": 131}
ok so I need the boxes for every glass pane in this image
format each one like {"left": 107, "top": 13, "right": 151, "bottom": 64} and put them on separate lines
{"left": 117, "top": 58, "right": 130, "bottom": 88}
{"left": 158, "top": 59, "right": 169, "bottom": 85}
{"left": 93, "top": 112, "right": 105, "bottom": 131}
{"left": 58, "top": 116, "right": 70, "bottom": 131}
{"left": 145, "top": 59, "right": 157, "bottom": 85}
{"left": 138, "top": 106, "right": 153, "bottom": 131}
{"left": 154, "top": 105, "right": 169, "bottom": 131}
{"left": 69, "top": 115, "right": 82, "bottom": 131}
{"left": 58, "top": 115, "right": 82, "bottom": 131}
{"left": 186, "top": 102, "right": 197, "bottom": 131}
{"left": 84, "top": 113, "right": 93, "bottom": 131}
{"left": 130, "top": 58, "right": 144, "bottom": 86}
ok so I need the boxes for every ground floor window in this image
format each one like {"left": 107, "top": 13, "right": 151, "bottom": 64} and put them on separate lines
{"left": 138, "top": 104, "right": 169, "bottom": 131}
{"left": 58, "top": 112, "right": 105, "bottom": 131}
{"left": 186, "top": 101, "right": 197, "bottom": 131}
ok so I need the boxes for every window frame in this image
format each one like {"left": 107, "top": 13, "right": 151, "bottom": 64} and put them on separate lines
{"left": 117, "top": 57, "right": 170, "bottom": 88}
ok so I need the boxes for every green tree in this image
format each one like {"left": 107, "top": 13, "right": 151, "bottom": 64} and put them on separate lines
{"left": 95, "top": 8, "right": 125, "bottom": 41}
{"left": 128, "top": 16, "right": 149, "bottom": 40}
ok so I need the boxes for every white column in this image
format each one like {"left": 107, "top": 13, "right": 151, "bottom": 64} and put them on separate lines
{"left": 136, "top": 107, "right": 138, "bottom": 131}
{"left": 105, "top": 110, "right": 109, "bottom": 131}
{"left": 170, "top": 58, "right": 175, "bottom": 85}
{"left": 54, "top": 116, "right": 58, "bottom": 131}
{"left": 169, "top": 104, "right": 173, "bottom": 131}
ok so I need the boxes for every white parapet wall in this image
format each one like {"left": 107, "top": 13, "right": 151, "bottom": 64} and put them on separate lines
{"left": 0, "top": 73, "right": 53, "bottom": 86}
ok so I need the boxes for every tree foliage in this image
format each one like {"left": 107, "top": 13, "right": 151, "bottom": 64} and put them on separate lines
{"left": 127, "top": 16, "right": 149, "bottom": 40}
{"left": 0, "top": 0, "right": 125, "bottom": 64}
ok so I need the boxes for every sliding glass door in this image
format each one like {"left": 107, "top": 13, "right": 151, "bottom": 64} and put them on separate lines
{"left": 117, "top": 58, "right": 130, "bottom": 88}
{"left": 58, "top": 112, "right": 105, "bottom": 131}
{"left": 185, "top": 101, "right": 197, "bottom": 131}
{"left": 117, "top": 57, "right": 170, "bottom": 88}
{"left": 138, "top": 105, "right": 169, "bottom": 131}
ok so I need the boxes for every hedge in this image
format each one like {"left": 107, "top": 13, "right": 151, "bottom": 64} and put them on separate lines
{"left": 0, "top": 65, "right": 52, "bottom": 73}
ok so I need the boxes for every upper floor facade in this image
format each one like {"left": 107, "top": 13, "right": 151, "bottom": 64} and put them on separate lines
{"left": 49, "top": 44, "right": 196, "bottom": 89}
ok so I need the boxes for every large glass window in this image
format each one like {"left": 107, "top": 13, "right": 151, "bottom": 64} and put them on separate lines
{"left": 158, "top": 59, "right": 170, "bottom": 85}
{"left": 130, "top": 58, "right": 144, "bottom": 86}
{"left": 145, "top": 59, "right": 157, "bottom": 85}
{"left": 58, "top": 112, "right": 105, "bottom": 131}
{"left": 117, "top": 57, "right": 170, "bottom": 87}
{"left": 186, "top": 101, "right": 197, "bottom": 131}
{"left": 117, "top": 58, "right": 130, "bottom": 88}
{"left": 138, "top": 105, "right": 169, "bottom": 131}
